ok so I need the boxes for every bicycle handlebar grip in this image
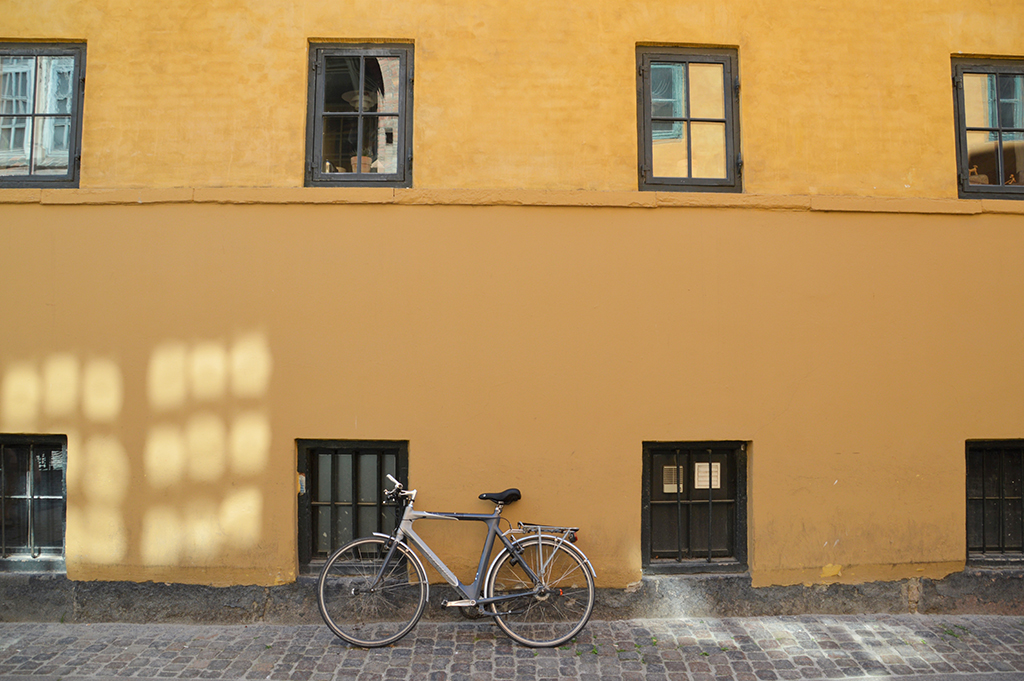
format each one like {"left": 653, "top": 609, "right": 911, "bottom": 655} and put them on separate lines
{"left": 386, "top": 473, "right": 401, "bottom": 488}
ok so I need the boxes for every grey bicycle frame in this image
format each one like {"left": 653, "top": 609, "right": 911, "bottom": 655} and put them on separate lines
{"left": 373, "top": 493, "right": 544, "bottom": 609}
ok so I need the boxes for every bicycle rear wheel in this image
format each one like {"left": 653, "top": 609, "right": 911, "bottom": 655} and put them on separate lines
{"left": 484, "top": 536, "right": 595, "bottom": 647}
{"left": 317, "top": 536, "right": 428, "bottom": 647}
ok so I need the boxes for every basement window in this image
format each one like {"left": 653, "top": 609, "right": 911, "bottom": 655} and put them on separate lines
{"left": 967, "top": 440, "right": 1024, "bottom": 564}
{"left": 1, "top": 435, "right": 66, "bottom": 571}
{"left": 642, "top": 441, "right": 747, "bottom": 573}
{"left": 296, "top": 439, "right": 408, "bottom": 569}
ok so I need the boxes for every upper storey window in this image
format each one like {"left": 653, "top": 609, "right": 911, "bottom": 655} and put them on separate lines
{"left": 0, "top": 43, "right": 85, "bottom": 188}
{"left": 306, "top": 44, "right": 413, "bottom": 187}
{"left": 637, "top": 47, "right": 741, "bottom": 192}
{"left": 953, "top": 58, "right": 1024, "bottom": 199}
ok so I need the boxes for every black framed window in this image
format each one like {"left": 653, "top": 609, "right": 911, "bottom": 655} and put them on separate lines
{"left": 297, "top": 439, "right": 408, "bottom": 567}
{"left": 305, "top": 44, "right": 413, "bottom": 187}
{"left": 953, "top": 58, "right": 1024, "bottom": 199}
{"left": 0, "top": 43, "right": 85, "bottom": 188}
{"left": 967, "top": 440, "right": 1024, "bottom": 563}
{"left": 642, "top": 441, "right": 746, "bottom": 573}
{"left": 637, "top": 47, "right": 741, "bottom": 192}
{"left": 1, "top": 435, "right": 66, "bottom": 570}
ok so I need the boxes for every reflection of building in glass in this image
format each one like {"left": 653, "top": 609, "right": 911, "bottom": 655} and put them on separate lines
{"left": 321, "top": 55, "right": 401, "bottom": 175}
{"left": 962, "top": 72, "right": 1023, "bottom": 187}
{"left": 0, "top": 55, "right": 75, "bottom": 176}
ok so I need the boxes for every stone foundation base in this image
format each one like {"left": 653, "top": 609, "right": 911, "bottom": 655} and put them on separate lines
{"left": 2, "top": 569, "right": 1021, "bottom": 624}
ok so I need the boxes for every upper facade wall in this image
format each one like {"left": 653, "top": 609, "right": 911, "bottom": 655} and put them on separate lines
{"left": 5, "top": 0, "right": 1023, "bottom": 196}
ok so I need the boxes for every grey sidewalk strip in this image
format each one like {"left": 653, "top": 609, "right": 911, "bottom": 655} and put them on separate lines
{"left": 1, "top": 614, "right": 1024, "bottom": 680}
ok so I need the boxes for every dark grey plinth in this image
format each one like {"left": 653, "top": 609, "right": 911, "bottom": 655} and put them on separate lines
{"left": 2, "top": 568, "right": 1022, "bottom": 623}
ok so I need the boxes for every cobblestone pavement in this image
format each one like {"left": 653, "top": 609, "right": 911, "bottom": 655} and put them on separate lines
{"left": 2, "top": 615, "right": 1024, "bottom": 681}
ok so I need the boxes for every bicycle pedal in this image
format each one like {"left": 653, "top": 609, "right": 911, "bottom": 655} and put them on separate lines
{"left": 442, "top": 599, "right": 476, "bottom": 607}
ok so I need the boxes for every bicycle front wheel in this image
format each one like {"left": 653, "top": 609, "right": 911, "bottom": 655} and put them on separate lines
{"left": 484, "top": 537, "right": 595, "bottom": 647}
{"left": 317, "top": 536, "right": 428, "bottom": 647}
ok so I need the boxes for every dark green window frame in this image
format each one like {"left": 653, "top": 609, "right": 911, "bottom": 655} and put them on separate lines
{"left": 642, "top": 441, "right": 747, "bottom": 573}
{"left": 952, "top": 57, "right": 1024, "bottom": 200}
{"left": 297, "top": 439, "right": 408, "bottom": 569}
{"left": 0, "top": 43, "right": 86, "bottom": 189}
{"left": 636, "top": 46, "right": 742, "bottom": 193}
{"left": 305, "top": 43, "right": 413, "bottom": 187}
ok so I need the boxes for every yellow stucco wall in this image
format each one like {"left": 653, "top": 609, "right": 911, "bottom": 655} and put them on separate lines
{"left": 1, "top": 197, "right": 1022, "bottom": 587}
{"left": 3, "top": 0, "right": 1022, "bottom": 194}
{"left": 2, "top": 1, "right": 1023, "bottom": 589}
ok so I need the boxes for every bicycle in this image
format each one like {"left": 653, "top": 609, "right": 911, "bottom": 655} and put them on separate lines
{"left": 317, "top": 474, "right": 596, "bottom": 648}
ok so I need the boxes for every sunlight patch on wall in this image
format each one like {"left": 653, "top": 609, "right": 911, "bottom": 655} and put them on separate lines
{"left": 144, "top": 425, "right": 187, "bottom": 487}
{"left": 43, "top": 354, "right": 80, "bottom": 417}
{"left": 1, "top": 362, "right": 41, "bottom": 429}
{"left": 230, "top": 411, "right": 271, "bottom": 475}
{"left": 82, "top": 359, "right": 123, "bottom": 423}
{"left": 185, "top": 412, "right": 227, "bottom": 482}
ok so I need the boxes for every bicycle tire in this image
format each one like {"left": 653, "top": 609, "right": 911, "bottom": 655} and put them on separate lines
{"left": 317, "top": 536, "right": 428, "bottom": 647}
{"left": 483, "top": 536, "right": 595, "bottom": 647}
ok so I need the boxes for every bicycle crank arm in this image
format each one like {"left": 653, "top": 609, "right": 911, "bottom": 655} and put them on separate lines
{"left": 442, "top": 599, "right": 477, "bottom": 607}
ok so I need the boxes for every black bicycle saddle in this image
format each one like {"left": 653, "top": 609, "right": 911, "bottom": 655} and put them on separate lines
{"left": 479, "top": 488, "right": 521, "bottom": 504}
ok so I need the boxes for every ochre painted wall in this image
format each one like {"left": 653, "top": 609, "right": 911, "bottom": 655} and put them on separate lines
{"left": 1, "top": 199, "right": 1022, "bottom": 587}
{"left": 3, "top": 0, "right": 1023, "bottom": 195}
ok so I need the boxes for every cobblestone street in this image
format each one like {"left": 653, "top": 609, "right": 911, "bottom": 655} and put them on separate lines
{"left": 3, "top": 615, "right": 1024, "bottom": 681}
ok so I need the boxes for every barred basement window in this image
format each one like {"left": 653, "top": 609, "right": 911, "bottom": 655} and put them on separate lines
{"left": 967, "top": 440, "right": 1024, "bottom": 563}
{"left": 1, "top": 434, "right": 67, "bottom": 570}
{"left": 297, "top": 439, "right": 408, "bottom": 567}
{"left": 642, "top": 441, "right": 747, "bottom": 573}
{"left": 0, "top": 43, "right": 86, "bottom": 188}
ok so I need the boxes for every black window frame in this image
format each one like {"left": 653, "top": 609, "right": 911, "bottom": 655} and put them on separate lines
{"left": 641, "top": 441, "right": 747, "bottom": 573}
{"left": 0, "top": 42, "right": 86, "bottom": 189}
{"left": 305, "top": 43, "right": 413, "bottom": 188}
{"left": 296, "top": 439, "right": 409, "bottom": 570}
{"left": 966, "top": 439, "right": 1024, "bottom": 565}
{"left": 952, "top": 57, "right": 1024, "bottom": 200}
{"left": 0, "top": 434, "right": 67, "bottom": 572}
{"left": 636, "top": 46, "right": 742, "bottom": 193}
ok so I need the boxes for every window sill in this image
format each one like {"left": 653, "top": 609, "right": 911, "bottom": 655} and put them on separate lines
{"left": 644, "top": 558, "right": 747, "bottom": 575}
{"left": 0, "top": 556, "right": 66, "bottom": 573}
{"left": 967, "top": 553, "right": 1024, "bottom": 569}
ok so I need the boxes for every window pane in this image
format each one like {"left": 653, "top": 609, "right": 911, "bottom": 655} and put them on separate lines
{"left": 32, "top": 117, "right": 71, "bottom": 175}
{"left": 316, "top": 451, "right": 332, "bottom": 501}
{"left": 1003, "top": 132, "right": 1023, "bottom": 185}
{"left": 997, "top": 75, "right": 1023, "bottom": 128}
{"left": 334, "top": 506, "right": 352, "bottom": 547}
{"left": 651, "top": 63, "right": 684, "bottom": 118}
{"left": 0, "top": 117, "right": 29, "bottom": 171}
{"left": 967, "top": 449, "right": 985, "bottom": 497}
{"left": 323, "top": 56, "right": 360, "bottom": 113}
{"left": 369, "top": 57, "right": 401, "bottom": 114}
{"left": 315, "top": 506, "right": 332, "bottom": 554}
{"left": 357, "top": 505, "right": 377, "bottom": 538}
{"left": 690, "top": 122, "right": 727, "bottom": 178}
{"left": 358, "top": 453, "right": 378, "bottom": 503}
{"left": 335, "top": 453, "right": 352, "bottom": 503}
{"left": 322, "top": 116, "right": 359, "bottom": 173}
{"left": 963, "top": 73, "right": 996, "bottom": 128}
{"left": 1, "top": 57, "right": 35, "bottom": 115}
{"left": 652, "top": 125, "right": 688, "bottom": 178}
{"left": 34, "top": 497, "right": 64, "bottom": 549}
{"left": 650, "top": 503, "right": 681, "bottom": 555}
{"left": 1004, "top": 499, "right": 1023, "bottom": 552}
{"left": 967, "top": 130, "right": 996, "bottom": 184}
{"left": 363, "top": 115, "right": 399, "bottom": 174}
{"left": 689, "top": 63, "right": 725, "bottom": 119}
{"left": 35, "top": 57, "right": 74, "bottom": 114}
